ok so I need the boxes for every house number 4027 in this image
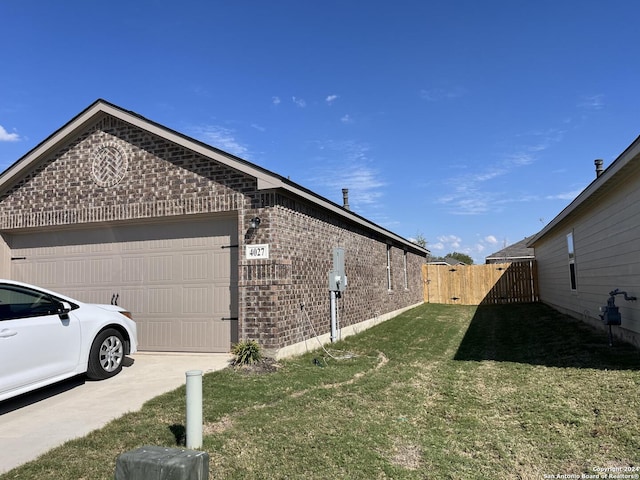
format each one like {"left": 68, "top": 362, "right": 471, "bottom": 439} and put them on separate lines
{"left": 246, "top": 244, "right": 269, "bottom": 260}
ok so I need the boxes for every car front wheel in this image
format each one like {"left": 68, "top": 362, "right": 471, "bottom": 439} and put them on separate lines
{"left": 87, "top": 328, "right": 125, "bottom": 380}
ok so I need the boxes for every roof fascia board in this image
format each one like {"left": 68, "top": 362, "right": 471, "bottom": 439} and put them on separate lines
{"left": 527, "top": 135, "right": 640, "bottom": 247}
{"left": 485, "top": 255, "right": 534, "bottom": 261}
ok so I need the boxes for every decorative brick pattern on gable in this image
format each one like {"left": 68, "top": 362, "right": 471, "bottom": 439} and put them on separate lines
{"left": 0, "top": 117, "right": 254, "bottom": 229}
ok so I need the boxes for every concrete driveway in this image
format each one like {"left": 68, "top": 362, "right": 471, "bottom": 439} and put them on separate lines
{"left": 0, "top": 352, "right": 231, "bottom": 474}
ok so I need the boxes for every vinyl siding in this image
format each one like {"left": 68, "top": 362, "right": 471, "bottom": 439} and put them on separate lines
{"left": 534, "top": 161, "right": 640, "bottom": 343}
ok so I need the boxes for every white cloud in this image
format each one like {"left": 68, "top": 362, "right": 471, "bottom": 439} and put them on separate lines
{"left": 437, "top": 183, "right": 499, "bottom": 215}
{"left": 419, "top": 86, "right": 466, "bottom": 102}
{"left": 272, "top": 96, "right": 281, "bottom": 105}
{"left": 189, "top": 125, "right": 250, "bottom": 158}
{"left": 437, "top": 128, "right": 564, "bottom": 215}
{"left": 578, "top": 94, "right": 605, "bottom": 110}
{"left": 428, "top": 233, "right": 514, "bottom": 264}
{"left": 437, "top": 235, "right": 461, "bottom": 249}
{"left": 326, "top": 94, "right": 338, "bottom": 105}
{"left": 545, "top": 190, "right": 582, "bottom": 201}
{"left": 470, "top": 235, "right": 507, "bottom": 260}
{"left": 305, "top": 140, "right": 386, "bottom": 214}
{"left": 437, "top": 124, "right": 573, "bottom": 215}
{"left": 506, "top": 152, "right": 534, "bottom": 166}
{"left": 191, "top": 85, "right": 211, "bottom": 97}
{"left": 292, "top": 96, "right": 306, "bottom": 108}
{"left": 484, "top": 235, "right": 498, "bottom": 245}
{"left": 0, "top": 125, "right": 20, "bottom": 142}
{"left": 427, "top": 234, "right": 504, "bottom": 263}
{"left": 340, "top": 114, "right": 353, "bottom": 124}
{"left": 472, "top": 167, "right": 507, "bottom": 182}
{"left": 517, "top": 128, "right": 565, "bottom": 153}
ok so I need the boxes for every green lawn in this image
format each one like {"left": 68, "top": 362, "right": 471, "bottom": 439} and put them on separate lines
{"left": 3, "top": 303, "right": 639, "bottom": 479}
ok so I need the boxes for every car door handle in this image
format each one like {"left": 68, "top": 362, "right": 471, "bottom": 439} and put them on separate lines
{"left": 0, "top": 328, "right": 17, "bottom": 338}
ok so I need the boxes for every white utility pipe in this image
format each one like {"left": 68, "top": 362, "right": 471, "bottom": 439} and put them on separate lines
{"left": 330, "top": 290, "right": 337, "bottom": 342}
{"left": 186, "top": 370, "right": 203, "bottom": 449}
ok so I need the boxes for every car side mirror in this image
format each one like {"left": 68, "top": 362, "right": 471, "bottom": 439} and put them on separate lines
{"left": 58, "top": 301, "right": 72, "bottom": 318}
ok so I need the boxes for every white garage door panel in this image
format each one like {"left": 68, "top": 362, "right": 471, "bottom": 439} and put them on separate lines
{"left": 8, "top": 217, "right": 237, "bottom": 353}
{"left": 183, "top": 253, "right": 209, "bottom": 280}
{"left": 183, "top": 286, "right": 211, "bottom": 313}
{"left": 148, "top": 287, "right": 175, "bottom": 313}
{"left": 66, "top": 259, "right": 89, "bottom": 285}
{"left": 123, "top": 257, "right": 144, "bottom": 282}
{"left": 182, "top": 321, "right": 209, "bottom": 348}
{"left": 122, "top": 287, "right": 145, "bottom": 313}
{"left": 37, "top": 260, "right": 57, "bottom": 285}
{"left": 144, "top": 321, "right": 173, "bottom": 349}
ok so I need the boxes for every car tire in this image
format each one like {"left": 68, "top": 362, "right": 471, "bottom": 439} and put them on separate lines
{"left": 87, "top": 328, "right": 125, "bottom": 380}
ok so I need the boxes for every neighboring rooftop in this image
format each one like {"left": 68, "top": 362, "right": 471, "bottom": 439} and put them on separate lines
{"left": 485, "top": 236, "right": 535, "bottom": 264}
{"left": 427, "top": 256, "right": 467, "bottom": 266}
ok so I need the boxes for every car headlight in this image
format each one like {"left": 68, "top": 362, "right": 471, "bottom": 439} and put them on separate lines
{"left": 119, "top": 311, "right": 134, "bottom": 320}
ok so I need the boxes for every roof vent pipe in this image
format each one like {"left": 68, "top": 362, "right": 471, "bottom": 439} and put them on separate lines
{"left": 342, "top": 188, "right": 350, "bottom": 210}
{"left": 595, "top": 159, "right": 604, "bottom": 178}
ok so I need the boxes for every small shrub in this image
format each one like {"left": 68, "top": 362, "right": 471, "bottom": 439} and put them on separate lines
{"left": 231, "top": 339, "right": 262, "bottom": 366}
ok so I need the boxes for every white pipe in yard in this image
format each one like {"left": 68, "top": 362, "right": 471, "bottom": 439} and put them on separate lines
{"left": 330, "top": 290, "right": 337, "bottom": 343}
{"left": 186, "top": 370, "right": 203, "bottom": 449}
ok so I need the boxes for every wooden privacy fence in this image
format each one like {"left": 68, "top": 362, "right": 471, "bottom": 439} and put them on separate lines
{"left": 422, "top": 261, "right": 538, "bottom": 305}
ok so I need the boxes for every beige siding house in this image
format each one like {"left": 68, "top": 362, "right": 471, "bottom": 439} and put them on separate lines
{"left": 0, "top": 100, "right": 428, "bottom": 357}
{"left": 527, "top": 137, "right": 640, "bottom": 346}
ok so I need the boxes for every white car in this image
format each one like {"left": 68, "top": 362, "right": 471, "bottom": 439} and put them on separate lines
{"left": 0, "top": 280, "right": 137, "bottom": 402}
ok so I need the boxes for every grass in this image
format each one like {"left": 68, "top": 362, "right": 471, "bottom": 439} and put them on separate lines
{"left": 2, "top": 303, "right": 640, "bottom": 479}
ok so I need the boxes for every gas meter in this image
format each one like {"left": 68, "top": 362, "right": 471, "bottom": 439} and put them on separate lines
{"left": 599, "top": 289, "right": 637, "bottom": 346}
{"left": 599, "top": 289, "right": 636, "bottom": 326}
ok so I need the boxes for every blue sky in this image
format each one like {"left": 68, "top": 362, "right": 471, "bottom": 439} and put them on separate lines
{"left": 1, "top": 1, "right": 639, "bottom": 263}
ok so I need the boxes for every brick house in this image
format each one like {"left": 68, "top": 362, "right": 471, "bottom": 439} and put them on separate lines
{"left": 0, "top": 100, "right": 428, "bottom": 357}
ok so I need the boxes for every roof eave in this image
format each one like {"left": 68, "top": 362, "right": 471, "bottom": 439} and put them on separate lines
{"left": 485, "top": 255, "right": 535, "bottom": 261}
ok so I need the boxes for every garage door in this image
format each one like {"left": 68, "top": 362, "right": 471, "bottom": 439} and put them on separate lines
{"left": 7, "top": 215, "right": 238, "bottom": 353}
